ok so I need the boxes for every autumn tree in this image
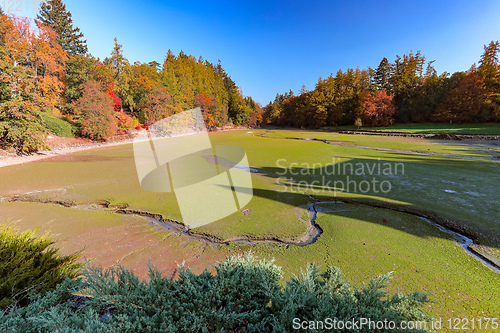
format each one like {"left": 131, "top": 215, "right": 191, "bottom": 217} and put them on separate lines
{"left": 194, "top": 93, "right": 217, "bottom": 129}
{"left": 64, "top": 54, "right": 114, "bottom": 103}
{"left": 141, "top": 86, "right": 181, "bottom": 124}
{"left": 262, "top": 102, "right": 282, "bottom": 125}
{"left": 354, "top": 117, "right": 362, "bottom": 130}
{"left": 37, "top": 0, "right": 87, "bottom": 55}
{"left": 358, "top": 90, "right": 395, "bottom": 126}
{"left": 73, "top": 80, "right": 117, "bottom": 140}
{"left": 265, "top": 68, "right": 373, "bottom": 128}
{"left": 33, "top": 20, "right": 68, "bottom": 106}
{"left": 0, "top": 14, "right": 67, "bottom": 153}
{"left": 432, "top": 72, "right": 491, "bottom": 123}
{"left": 312, "top": 76, "right": 341, "bottom": 126}
{"left": 242, "top": 96, "right": 263, "bottom": 128}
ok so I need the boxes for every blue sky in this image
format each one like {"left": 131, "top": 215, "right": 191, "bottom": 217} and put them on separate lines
{"left": 9, "top": 0, "right": 500, "bottom": 105}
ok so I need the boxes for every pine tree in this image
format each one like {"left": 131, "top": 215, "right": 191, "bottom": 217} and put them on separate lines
{"left": 479, "top": 41, "right": 500, "bottom": 69}
{"left": 479, "top": 40, "right": 500, "bottom": 91}
{"left": 478, "top": 41, "right": 500, "bottom": 119}
{"left": 373, "top": 57, "right": 392, "bottom": 92}
{"left": 37, "top": 0, "right": 87, "bottom": 55}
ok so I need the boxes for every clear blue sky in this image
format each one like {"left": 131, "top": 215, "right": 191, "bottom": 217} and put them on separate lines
{"left": 10, "top": 0, "right": 500, "bottom": 105}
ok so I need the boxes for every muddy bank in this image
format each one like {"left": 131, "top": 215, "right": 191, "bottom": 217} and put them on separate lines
{"left": 82, "top": 200, "right": 500, "bottom": 274}
{"left": 4, "top": 194, "right": 499, "bottom": 274}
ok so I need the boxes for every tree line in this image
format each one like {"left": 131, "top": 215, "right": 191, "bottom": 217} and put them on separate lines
{"left": 0, "top": 0, "right": 262, "bottom": 154}
{"left": 263, "top": 44, "right": 500, "bottom": 128}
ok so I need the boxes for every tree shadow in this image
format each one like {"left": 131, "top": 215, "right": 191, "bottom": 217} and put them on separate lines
{"left": 242, "top": 155, "right": 499, "bottom": 249}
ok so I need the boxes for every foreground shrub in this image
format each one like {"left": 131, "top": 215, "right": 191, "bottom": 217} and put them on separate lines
{"left": 73, "top": 80, "right": 117, "bottom": 140}
{"left": 0, "top": 253, "right": 431, "bottom": 332}
{"left": 0, "top": 227, "right": 81, "bottom": 308}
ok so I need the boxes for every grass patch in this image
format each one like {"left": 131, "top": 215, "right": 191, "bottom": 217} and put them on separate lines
{"left": 324, "top": 122, "right": 500, "bottom": 135}
{"left": 260, "top": 128, "right": 500, "bottom": 158}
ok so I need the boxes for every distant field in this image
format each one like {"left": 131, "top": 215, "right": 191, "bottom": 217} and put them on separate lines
{"left": 0, "top": 128, "right": 499, "bottom": 328}
{"left": 259, "top": 129, "right": 500, "bottom": 159}
{"left": 324, "top": 122, "right": 500, "bottom": 135}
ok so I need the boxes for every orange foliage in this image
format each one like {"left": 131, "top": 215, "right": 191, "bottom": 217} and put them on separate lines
{"left": 194, "top": 93, "right": 216, "bottom": 128}
{"left": 0, "top": 15, "right": 67, "bottom": 107}
{"left": 358, "top": 90, "right": 395, "bottom": 126}
{"left": 142, "top": 87, "right": 181, "bottom": 124}
{"left": 432, "top": 72, "right": 492, "bottom": 122}
{"left": 116, "top": 111, "right": 139, "bottom": 134}
{"left": 73, "top": 81, "right": 117, "bottom": 140}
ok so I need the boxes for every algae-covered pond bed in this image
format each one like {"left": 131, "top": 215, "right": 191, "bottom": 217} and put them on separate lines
{"left": 1, "top": 129, "right": 499, "bottom": 326}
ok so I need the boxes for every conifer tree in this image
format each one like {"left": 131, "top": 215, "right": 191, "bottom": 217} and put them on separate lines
{"left": 373, "top": 57, "right": 392, "bottom": 92}
{"left": 37, "top": 0, "right": 87, "bottom": 55}
{"left": 479, "top": 41, "right": 500, "bottom": 91}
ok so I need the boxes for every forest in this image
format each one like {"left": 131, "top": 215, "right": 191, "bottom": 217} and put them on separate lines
{"left": 1, "top": 0, "right": 500, "bottom": 156}
{"left": 263, "top": 45, "right": 500, "bottom": 128}
{"left": 0, "top": 1, "right": 262, "bottom": 154}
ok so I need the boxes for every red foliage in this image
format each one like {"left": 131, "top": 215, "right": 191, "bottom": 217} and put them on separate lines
{"left": 358, "top": 90, "right": 396, "bottom": 126}
{"left": 92, "top": 62, "right": 121, "bottom": 112}
{"left": 107, "top": 88, "right": 122, "bottom": 112}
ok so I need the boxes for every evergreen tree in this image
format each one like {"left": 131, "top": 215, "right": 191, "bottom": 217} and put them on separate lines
{"left": 103, "top": 38, "right": 134, "bottom": 111}
{"left": 373, "top": 57, "right": 392, "bottom": 92}
{"left": 37, "top": 0, "right": 87, "bottom": 55}
{"left": 390, "top": 51, "right": 426, "bottom": 122}
{"left": 161, "top": 49, "right": 180, "bottom": 102}
{"left": 424, "top": 60, "right": 437, "bottom": 78}
{"left": 479, "top": 41, "right": 500, "bottom": 69}
{"left": 479, "top": 41, "right": 500, "bottom": 92}
{"left": 478, "top": 41, "right": 500, "bottom": 119}
{"left": 104, "top": 38, "right": 130, "bottom": 80}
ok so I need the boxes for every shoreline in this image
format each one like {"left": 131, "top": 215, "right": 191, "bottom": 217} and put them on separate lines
{"left": 0, "top": 127, "right": 252, "bottom": 169}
